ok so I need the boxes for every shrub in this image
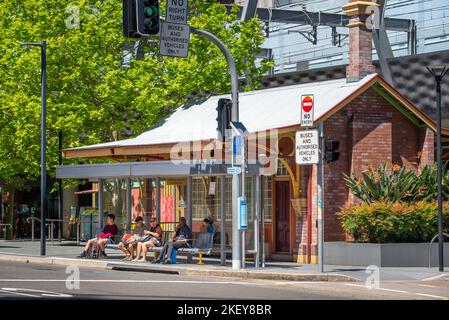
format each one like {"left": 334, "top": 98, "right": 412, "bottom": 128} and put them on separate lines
{"left": 337, "top": 201, "right": 449, "bottom": 243}
{"left": 343, "top": 163, "right": 449, "bottom": 204}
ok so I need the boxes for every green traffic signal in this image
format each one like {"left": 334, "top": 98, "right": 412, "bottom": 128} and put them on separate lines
{"left": 144, "top": 6, "right": 158, "bottom": 18}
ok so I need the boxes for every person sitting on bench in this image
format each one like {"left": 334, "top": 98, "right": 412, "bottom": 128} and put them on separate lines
{"left": 79, "top": 214, "right": 118, "bottom": 258}
{"left": 118, "top": 216, "right": 149, "bottom": 261}
{"left": 155, "top": 217, "right": 192, "bottom": 264}
{"left": 133, "top": 217, "right": 163, "bottom": 262}
{"left": 200, "top": 217, "right": 216, "bottom": 234}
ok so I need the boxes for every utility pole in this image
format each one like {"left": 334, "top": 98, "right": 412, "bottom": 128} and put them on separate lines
{"left": 21, "top": 41, "right": 47, "bottom": 256}
{"left": 427, "top": 66, "right": 449, "bottom": 272}
{"left": 58, "top": 130, "right": 63, "bottom": 242}
{"left": 190, "top": 27, "right": 242, "bottom": 270}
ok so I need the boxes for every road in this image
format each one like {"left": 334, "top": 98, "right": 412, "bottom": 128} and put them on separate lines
{"left": 0, "top": 261, "right": 447, "bottom": 300}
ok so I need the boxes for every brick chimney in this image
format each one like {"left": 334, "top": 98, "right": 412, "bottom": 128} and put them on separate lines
{"left": 342, "top": 1, "right": 378, "bottom": 82}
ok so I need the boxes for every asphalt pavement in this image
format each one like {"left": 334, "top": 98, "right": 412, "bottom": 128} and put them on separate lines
{"left": 0, "top": 261, "right": 447, "bottom": 300}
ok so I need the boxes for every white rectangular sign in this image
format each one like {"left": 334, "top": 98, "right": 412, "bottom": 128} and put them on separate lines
{"left": 227, "top": 167, "right": 242, "bottom": 175}
{"left": 159, "top": 22, "right": 190, "bottom": 58}
{"left": 300, "top": 94, "right": 314, "bottom": 127}
{"left": 166, "top": 0, "right": 189, "bottom": 24}
{"left": 295, "top": 130, "right": 320, "bottom": 165}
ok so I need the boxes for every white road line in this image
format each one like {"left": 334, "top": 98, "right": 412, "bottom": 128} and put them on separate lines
{"left": 274, "top": 281, "right": 329, "bottom": 285}
{"left": 0, "top": 279, "right": 254, "bottom": 285}
{"left": 414, "top": 293, "right": 447, "bottom": 299}
{"left": 0, "top": 289, "right": 40, "bottom": 298}
{"left": 421, "top": 273, "right": 449, "bottom": 282}
{"left": 417, "top": 284, "right": 436, "bottom": 288}
{"left": 344, "top": 283, "right": 448, "bottom": 299}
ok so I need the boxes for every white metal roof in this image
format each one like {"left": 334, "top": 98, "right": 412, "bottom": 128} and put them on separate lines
{"left": 69, "top": 74, "right": 378, "bottom": 151}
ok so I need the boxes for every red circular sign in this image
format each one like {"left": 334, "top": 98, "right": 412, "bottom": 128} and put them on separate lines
{"left": 302, "top": 96, "right": 313, "bottom": 113}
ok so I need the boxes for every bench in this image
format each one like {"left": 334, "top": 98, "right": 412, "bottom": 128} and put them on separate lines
{"left": 176, "top": 232, "right": 215, "bottom": 265}
{"left": 86, "top": 228, "right": 214, "bottom": 264}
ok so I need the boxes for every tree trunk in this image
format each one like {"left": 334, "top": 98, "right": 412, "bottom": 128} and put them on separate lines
{"left": 6, "top": 189, "right": 14, "bottom": 240}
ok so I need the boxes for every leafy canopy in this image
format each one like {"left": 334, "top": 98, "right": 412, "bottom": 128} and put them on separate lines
{"left": 0, "top": 0, "right": 272, "bottom": 190}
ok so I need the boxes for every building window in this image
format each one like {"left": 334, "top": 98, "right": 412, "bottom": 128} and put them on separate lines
{"left": 277, "top": 159, "right": 289, "bottom": 176}
{"left": 263, "top": 176, "right": 273, "bottom": 221}
{"left": 192, "top": 178, "right": 218, "bottom": 221}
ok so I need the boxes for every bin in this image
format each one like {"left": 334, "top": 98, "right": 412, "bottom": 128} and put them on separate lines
{"left": 80, "top": 213, "right": 98, "bottom": 240}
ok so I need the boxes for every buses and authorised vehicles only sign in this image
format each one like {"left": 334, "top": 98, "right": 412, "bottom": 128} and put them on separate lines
{"left": 295, "top": 129, "right": 320, "bottom": 165}
{"left": 159, "top": 22, "right": 190, "bottom": 58}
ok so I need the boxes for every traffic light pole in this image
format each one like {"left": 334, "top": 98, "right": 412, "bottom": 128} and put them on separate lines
{"left": 190, "top": 27, "right": 242, "bottom": 269}
{"left": 317, "top": 122, "right": 324, "bottom": 273}
{"left": 21, "top": 41, "right": 47, "bottom": 256}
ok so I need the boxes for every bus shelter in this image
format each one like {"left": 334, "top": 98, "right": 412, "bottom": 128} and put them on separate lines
{"left": 56, "top": 160, "right": 266, "bottom": 267}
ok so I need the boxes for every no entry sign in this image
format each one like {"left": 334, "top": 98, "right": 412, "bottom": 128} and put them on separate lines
{"left": 300, "top": 94, "right": 314, "bottom": 127}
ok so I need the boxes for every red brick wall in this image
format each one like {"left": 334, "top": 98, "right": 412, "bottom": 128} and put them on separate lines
{"left": 295, "top": 88, "right": 436, "bottom": 257}
{"left": 419, "top": 127, "right": 435, "bottom": 166}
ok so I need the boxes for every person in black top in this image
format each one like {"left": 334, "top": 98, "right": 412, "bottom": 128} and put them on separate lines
{"left": 155, "top": 217, "right": 192, "bottom": 264}
{"left": 134, "top": 217, "right": 163, "bottom": 262}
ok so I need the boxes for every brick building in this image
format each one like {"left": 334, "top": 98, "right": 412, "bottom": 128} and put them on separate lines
{"left": 58, "top": 1, "right": 442, "bottom": 264}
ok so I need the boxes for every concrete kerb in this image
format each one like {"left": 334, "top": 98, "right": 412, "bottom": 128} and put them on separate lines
{"left": 0, "top": 253, "right": 110, "bottom": 270}
{"left": 0, "top": 253, "right": 358, "bottom": 282}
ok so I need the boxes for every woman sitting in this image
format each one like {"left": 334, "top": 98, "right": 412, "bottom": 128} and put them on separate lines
{"left": 133, "top": 217, "right": 163, "bottom": 262}
{"left": 155, "top": 217, "right": 192, "bottom": 264}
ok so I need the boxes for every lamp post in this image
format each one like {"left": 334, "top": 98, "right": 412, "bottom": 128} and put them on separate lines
{"left": 21, "top": 41, "right": 47, "bottom": 256}
{"left": 427, "top": 65, "right": 449, "bottom": 272}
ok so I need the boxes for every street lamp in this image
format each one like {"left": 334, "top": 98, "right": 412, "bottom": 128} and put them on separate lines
{"left": 21, "top": 41, "right": 47, "bottom": 256}
{"left": 427, "top": 65, "right": 449, "bottom": 272}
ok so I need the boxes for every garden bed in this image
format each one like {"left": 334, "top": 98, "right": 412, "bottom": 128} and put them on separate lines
{"left": 324, "top": 242, "right": 449, "bottom": 267}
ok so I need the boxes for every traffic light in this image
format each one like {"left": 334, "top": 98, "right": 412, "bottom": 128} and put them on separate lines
{"left": 325, "top": 139, "right": 340, "bottom": 163}
{"left": 137, "top": 0, "right": 160, "bottom": 36}
{"left": 123, "top": 0, "right": 139, "bottom": 38}
{"left": 216, "top": 98, "right": 232, "bottom": 142}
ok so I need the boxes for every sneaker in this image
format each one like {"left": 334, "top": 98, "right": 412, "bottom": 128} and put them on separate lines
{"left": 101, "top": 250, "right": 108, "bottom": 258}
{"left": 131, "top": 257, "right": 140, "bottom": 262}
{"left": 124, "top": 255, "right": 134, "bottom": 261}
{"left": 122, "top": 255, "right": 131, "bottom": 261}
{"left": 138, "top": 258, "right": 147, "bottom": 263}
{"left": 77, "top": 251, "right": 87, "bottom": 258}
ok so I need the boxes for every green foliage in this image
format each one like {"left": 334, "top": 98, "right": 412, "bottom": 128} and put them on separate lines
{"left": 0, "top": 0, "right": 272, "bottom": 191}
{"left": 338, "top": 201, "right": 449, "bottom": 243}
{"left": 343, "top": 163, "right": 448, "bottom": 204}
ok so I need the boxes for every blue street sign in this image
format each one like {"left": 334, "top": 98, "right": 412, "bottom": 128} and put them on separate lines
{"left": 238, "top": 197, "right": 248, "bottom": 230}
{"left": 227, "top": 167, "right": 242, "bottom": 175}
{"left": 232, "top": 136, "right": 243, "bottom": 166}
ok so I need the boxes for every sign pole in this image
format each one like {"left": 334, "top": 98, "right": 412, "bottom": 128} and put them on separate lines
{"left": 297, "top": 93, "right": 323, "bottom": 272}
{"left": 317, "top": 122, "right": 324, "bottom": 273}
{"left": 158, "top": 2, "right": 243, "bottom": 269}
{"left": 190, "top": 27, "right": 242, "bottom": 270}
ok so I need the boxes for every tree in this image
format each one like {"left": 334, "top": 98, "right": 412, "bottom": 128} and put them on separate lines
{"left": 0, "top": 0, "right": 272, "bottom": 238}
